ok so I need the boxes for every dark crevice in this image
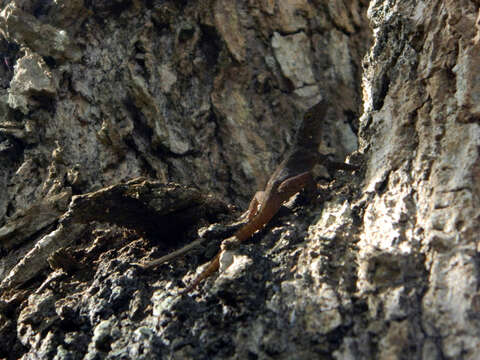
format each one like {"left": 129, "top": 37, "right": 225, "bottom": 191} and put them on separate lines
{"left": 376, "top": 171, "right": 390, "bottom": 195}
{"left": 124, "top": 97, "right": 200, "bottom": 159}
{"left": 151, "top": 142, "right": 201, "bottom": 159}
{"left": 123, "top": 97, "right": 152, "bottom": 140}
{"left": 143, "top": 0, "right": 154, "bottom": 9}
{"left": 199, "top": 24, "right": 222, "bottom": 67}
{"left": 0, "top": 40, "right": 19, "bottom": 87}
{"left": 0, "top": 136, "right": 24, "bottom": 163}
{"left": 209, "top": 110, "right": 240, "bottom": 204}
{"left": 122, "top": 97, "right": 159, "bottom": 178}
{"left": 123, "top": 136, "right": 158, "bottom": 179}
{"left": 178, "top": 26, "right": 196, "bottom": 43}
{"left": 132, "top": 41, "right": 149, "bottom": 78}
{"left": 85, "top": 0, "right": 133, "bottom": 20}
{"left": 43, "top": 56, "right": 57, "bottom": 68}
{"left": 373, "top": 74, "right": 390, "bottom": 111}
{"left": 271, "top": 29, "right": 307, "bottom": 38}
{"left": 343, "top": 110, "right": 359, "bottom": 134}
{"left": 29, "top": 91, "right": 57, "bottom": 114}
{"left": 33, "top": 0, "right": 53, "bottom": 19}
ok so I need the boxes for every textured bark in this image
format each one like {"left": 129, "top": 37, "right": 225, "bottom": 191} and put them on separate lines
{"left": 2, "top": 0, "right": 477, "bottom": 359}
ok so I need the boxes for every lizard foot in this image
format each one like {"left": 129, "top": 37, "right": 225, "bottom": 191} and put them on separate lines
{"left": 220, "top": 236, "right": 241, "bottom": 251}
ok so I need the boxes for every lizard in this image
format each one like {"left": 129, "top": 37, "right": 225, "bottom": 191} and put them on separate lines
{"left": 182, "top": 100, "right": 357, "bottom": 293}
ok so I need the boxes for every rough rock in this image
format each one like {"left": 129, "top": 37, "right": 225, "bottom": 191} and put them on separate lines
{"left": 0, "top": 3, "right": 81, "bottom": 62}
{"left": 251, "top": 0, "right": 314, "bottom": 35}
{"left": 11, "top": 0, "right": 464, "bottom": 359}
{"left": 0, "top": 190, "right": 71, "bottom": 251}
{"left": 5, "top": 0, "right": 475, "bottom": 355}
{"left": 8, "top": 50, "right": 56, "bottom": 114}
{"left": 271, "top": 31, "right": 316, "bottom": 89}
{"left": 0, "top": 178, "right": 229, "bottom": 292}
{"left": 213, "top": 0, "right": 246, "bottom": 62}
{"left": 356, "top": 0, "right": 480, "bottom": 358}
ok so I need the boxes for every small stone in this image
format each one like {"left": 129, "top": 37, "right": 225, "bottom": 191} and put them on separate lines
{"left": 8, "top": 50, "right": 56, "bottom": 114}
{"left": 272, "top": 32, "right": 316, "bottom": 88}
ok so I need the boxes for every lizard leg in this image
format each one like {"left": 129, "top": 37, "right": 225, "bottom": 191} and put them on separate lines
{"left": 182, "top": 253, "right": 221, "bottom": 294}
{"left": 281, "top": 171, "right": 318, "bottom": 205}
{"left": 302, "top": 172, "right": 317, "bottom": 198}
{"left": 304, "top": 173, "right": 329, "bottom": 205}
{"left": 277, "top": 171, "right": 312, "bottom": 195}
{"left": 221, "top": 235, "right": 241, "bottom": 251}
{"left": 326, "top": 160, "right": 358, "bottom": 172}
{"left": 317, "top": 153, "right": 358, "bottom": 172}
{"left": 246, "top": 191, "right": 264, "bottom": 220}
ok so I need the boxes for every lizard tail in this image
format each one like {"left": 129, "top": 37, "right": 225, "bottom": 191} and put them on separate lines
{"left": 182, "top": 253, "right": 221, "bottom": 293}
{"left": 182, "top": 196, "right": 282, "bottom": 294}
{"left": 233, "top": 201, "right": 281, "bottom": 243}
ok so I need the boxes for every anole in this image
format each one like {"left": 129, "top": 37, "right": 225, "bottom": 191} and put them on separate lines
{"left": 183, "top": 100, "right": 357, "bottom": 293}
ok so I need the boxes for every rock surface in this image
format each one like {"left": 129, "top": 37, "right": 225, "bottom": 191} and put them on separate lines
{"left": 1, "top": 0, "right": 478, "bottom": 359}
{"left": 357, "top": 0, "right": 480, "bottom": 358}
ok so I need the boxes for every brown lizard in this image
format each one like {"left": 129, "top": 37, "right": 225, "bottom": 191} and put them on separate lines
{"left": 183, "top": 100, "right": 357, "bottom": 293}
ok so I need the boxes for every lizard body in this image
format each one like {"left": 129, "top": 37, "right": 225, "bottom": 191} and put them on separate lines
{"left": 183, "top": 100, "right": 356, "bottom": 293}
{"left": 182, "top": 148, "right": 319, "bottom": 293}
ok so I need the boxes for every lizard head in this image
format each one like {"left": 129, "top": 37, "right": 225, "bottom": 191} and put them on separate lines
{"left": 295, "top": 100, "right": 329, "bottom": 148}
{"left": 303, "top": 100, "right": 329, "bottom": 123}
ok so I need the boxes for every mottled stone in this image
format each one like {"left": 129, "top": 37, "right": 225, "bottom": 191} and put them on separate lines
{"left": 359, "top": 0, "right": 480, "bottom": 358}
{"left": 271, "top": 31, "right": 315, "bottom": 88}
{"left": 310, "top": 200, "right": 354, "bottom": 240}
{"left": 0, "top": 190, "right": 71, "bottom": 251}
{"left": 453, "top": 44, "right": 480, "bottom": 120}
{"left": 275, "top": 0, "right": 313, "bottom": 33}
{"left": 0, "top": 3, "right": 81, "bottom": 62}
{"left": 8, "top": 51, "right": 56, "bottom": 114}
{"left": 217, "top": 252, "right": 252, "bottom": 282}
{"left": 328, "top": 1, "right": 356, "bottom": 33}
{"left": 277, "top": 281, "right": 343, "bottom": 335}
{"left": 213, "top": 0, "right": 246, "bottom": 62}
{"left": 158, "top": 64, "right": 177, "bottom": 93}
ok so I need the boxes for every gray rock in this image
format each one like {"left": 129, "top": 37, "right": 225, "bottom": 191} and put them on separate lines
{"left": 0, "top": 3, "right": 81, "bottom": 62}
{"left": 272, "top": 31, "right": 316, "bottom": 89}
{"left": 8, "top": 50, "right": 56, "bottom": 114}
